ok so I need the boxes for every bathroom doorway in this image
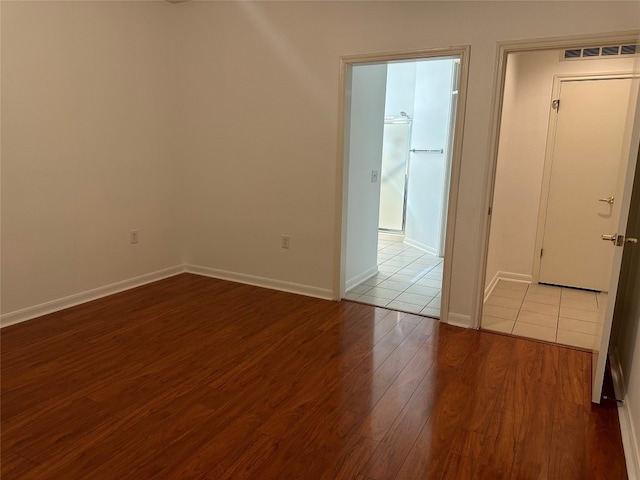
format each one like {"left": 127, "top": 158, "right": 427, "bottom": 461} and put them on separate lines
{"left": 379, "top": 59, "right": 459, "bottom": 260}
{"left": 335, "top": 48, "right": 469, "bottom": 323}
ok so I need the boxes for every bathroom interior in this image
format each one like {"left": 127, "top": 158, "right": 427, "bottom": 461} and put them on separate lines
{"left": 344, "top": 57, "right": 460, "bottom": 318}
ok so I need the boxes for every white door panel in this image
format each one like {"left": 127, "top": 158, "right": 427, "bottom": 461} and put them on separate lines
{"left": 539, "top": 78, "right": 633, "bottom": 291}
{"left": 592, "top": 77, "right": 640, "bottom": 403}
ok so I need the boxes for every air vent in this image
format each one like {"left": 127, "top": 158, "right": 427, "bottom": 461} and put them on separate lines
{"left": 562, "top": 44, "right": 638, "bottom": 61}
{"left": 582, "top": 47, "right": 600, "bottom": 57}
{"left": 564, "top": 49, "right": 581, "bottom": 59}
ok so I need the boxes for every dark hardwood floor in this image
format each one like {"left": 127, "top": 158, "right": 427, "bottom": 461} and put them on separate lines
{"left": 1, "top": 273, "right": 627, "bottom": 479}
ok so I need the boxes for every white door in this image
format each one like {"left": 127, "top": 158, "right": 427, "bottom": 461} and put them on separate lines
{"left": 539, "top": 78, "right": 633, "bottom": 291}
{"left": 592, "top": 76, "right": 640, "bottom": 403}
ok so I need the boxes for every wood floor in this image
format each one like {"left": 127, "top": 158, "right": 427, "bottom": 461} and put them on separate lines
{"left": 1, "top": 274, "right": 627, "bottom": 479}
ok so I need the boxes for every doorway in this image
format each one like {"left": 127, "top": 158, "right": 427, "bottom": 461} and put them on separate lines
{"left": 378, "top": 59, "right": 458, "bottom": 253}
{"left": 335, "top": 48, "right": 469, "bottom": 324}
{"left": 482, "top": 47, "right": 637, "bottom": 346}
{"left": 479, "top": 36, "right": 640, "bottom": 404}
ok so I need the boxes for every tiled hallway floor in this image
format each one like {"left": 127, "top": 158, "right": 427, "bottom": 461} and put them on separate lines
{"left": 345, "top": 236, "right": 443, "bottom": 317}
{"left": 483, "top": 280, "right": 604, "bottom": 350}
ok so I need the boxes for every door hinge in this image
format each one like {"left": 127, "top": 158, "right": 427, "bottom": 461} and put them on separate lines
{"left": 552, "top": 99, "right": 560, "bottom": 112}
{"left": 540, "top": 248, "right": 544, "bottom": 258}
{"left": 488, "top": 206, "right": 492, "bottom": 216}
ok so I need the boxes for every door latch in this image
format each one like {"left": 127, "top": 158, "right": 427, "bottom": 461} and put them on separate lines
{"left": 599, "top": 196, "right": 615, "bottom": 205}
{"left": 602, "top": 234, "right": 638, "bottom": 246}
{"left": 602, "top": 233, "right": 624, "bottom": 246}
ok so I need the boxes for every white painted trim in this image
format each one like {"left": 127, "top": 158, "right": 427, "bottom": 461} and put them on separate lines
{"left": 0, "top": 265, "right": 185, "bottom": 328}
{"left": 186, "top": 264, "right": 334, "bottom": 301}
{"left": 612, "top": 350, "right": 640, "bottom": 480}
{"left": 345, "top": 266, "right": 379, "bottom": 292}
{"left": 403, "top": 237, "right": 438, "bottom": 256}
{"left": 619, "top": 397, "right": 640, "bottom": 480}
{"left": 446, "top": 312, "right": 472, "bottom": 329}
{"left": 438, "top": 47, "right": 470, "bottom": 328}
{"left": 497, "top": 271, "right": 532, "bottom": 284}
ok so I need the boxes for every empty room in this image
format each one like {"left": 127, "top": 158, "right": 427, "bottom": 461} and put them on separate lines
{"left": 2, "top": 1, "right": 640, "bottom": 479}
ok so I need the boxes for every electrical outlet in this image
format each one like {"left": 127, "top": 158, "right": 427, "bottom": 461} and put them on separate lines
{"left": 130, "top": 230, "right": 139, "bottom": 244}
{"left": 371, "top": 170, "right": 379, "bottom": 183}
{"left": 281, "top": 235, "right": 290, "bottom": 249}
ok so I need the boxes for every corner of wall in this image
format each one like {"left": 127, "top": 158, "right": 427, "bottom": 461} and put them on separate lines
{"left": 445, "top": 312, "right": 473, "bottom": 329}
{"left": 185, "top": 264, "right": 334, "bottom": 301}
{"left": 1, "top": 265, "right": 185, "bottom": 328}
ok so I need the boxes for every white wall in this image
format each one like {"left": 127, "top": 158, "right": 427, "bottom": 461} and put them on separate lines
{"left": 177, "top": 1, "right": 640, "bottom": 319}
{"left": 344, "top": 64, "right": 387, "bottom": 289}
{"left": 486, "top": 50, "right": 637, "bottom": 288}
{"left": 2, "top": 1, "right": 640, "bottom": 322}
{"left": 2, "top": 1, "right": 640, "bottom": 466}
{"left": 1, "top": 2, "right": 182, "bottom": 315}
{"left": 385, "top": 62, "right": 416, "bottom": 118}
{"left": 405, "top": 59, "right": 454, "bottom": 255}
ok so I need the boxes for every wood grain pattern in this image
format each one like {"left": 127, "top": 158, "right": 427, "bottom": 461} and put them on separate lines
{"left": 1, "top": 273, "right": 627, "bottom": 479}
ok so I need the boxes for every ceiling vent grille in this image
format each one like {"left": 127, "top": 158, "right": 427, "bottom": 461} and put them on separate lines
{"left": 562, "top": 44, "right": 637, "bottom": 60}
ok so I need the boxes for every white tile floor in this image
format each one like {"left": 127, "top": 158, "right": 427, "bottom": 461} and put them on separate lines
{"left": 345, "top": 236, "right": 443, "bottom": 317}
{"left": 483, "top": 280, "right": 604, "bottom": 350}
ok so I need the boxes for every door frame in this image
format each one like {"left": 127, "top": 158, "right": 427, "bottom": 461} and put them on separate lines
{"left": 532, "top": 73, "right": 638, "bottom": 287}
{"left": 333, "top": 46, "right": 471, "bottom": 324}
{"left": 474, "top": 30, "right": 640, "bottom": 329}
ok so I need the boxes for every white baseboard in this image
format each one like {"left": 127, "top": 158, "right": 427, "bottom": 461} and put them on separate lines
{"left": 500, "top": 272, "right": 532, "bottom": 283}
{"left": 378, "top": 232, "right": 404, "bottom": 242}
{"left": 619, "top": 398, "right": 640, "bottom": 480}
{"left": 446, "top": 312, "right": 472, "bottom": 328}
{"left": 485, "top": 271, "right": 532, "bottom": 301}
{"left": 484, "top": 271, "right": 501, "bottom": 302}
{"left": 610, "top": 352, "right": 640, "bottom": 479}
{"left": 345, "top": 266, "right": 378, "bottom": 292}
{"left": 0, "top": 265, "right": 185, "bottom": 328}
{"left": 403, "top": 237, "right": 438, "bottom": 256}
{"left": 186, "top": 264, "right": 334, "bottom": 301}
